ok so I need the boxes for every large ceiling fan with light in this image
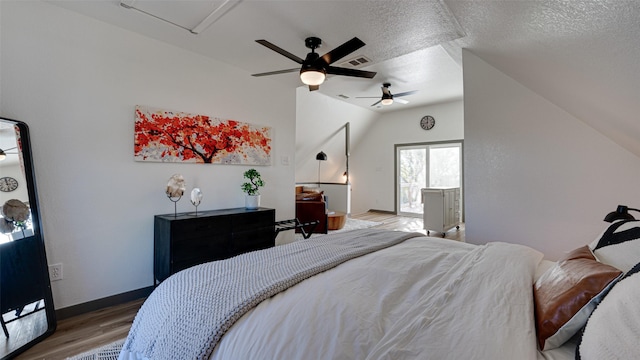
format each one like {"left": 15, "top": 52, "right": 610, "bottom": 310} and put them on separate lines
{"left": 357, "top": 82, "right": 419, "bottom": 106}
{"left": 252, "top": 37, "right": 377, "bottom": 91}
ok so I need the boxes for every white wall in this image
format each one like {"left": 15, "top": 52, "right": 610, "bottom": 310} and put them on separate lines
{"left": 463, "top": 50, "right": 640, "bottom": 260}
{"left": 350, "top": 101, "right": 464, "bottom": 214}
{"left": 295, "top": 88, "right": 379, "bottom": 184}
{"left": 295, "top": 88, "right": 464, "bottom": 216}
{"left": 0, "top": 1, "right": 296, "bottom": 309}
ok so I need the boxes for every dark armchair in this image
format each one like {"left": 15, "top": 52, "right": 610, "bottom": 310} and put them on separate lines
{"left": 295, "top": 186, "right": 328, "bottom": 235}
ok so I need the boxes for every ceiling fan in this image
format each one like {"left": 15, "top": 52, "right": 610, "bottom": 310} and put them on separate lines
{"left": 357, "top": 83, "right": 419, "bottom": 106}
{"left": 0, "top": 147, "right": 17, "bottom": 161}
{"left": 252, "top": 37, "right": 377, "bottom": 91}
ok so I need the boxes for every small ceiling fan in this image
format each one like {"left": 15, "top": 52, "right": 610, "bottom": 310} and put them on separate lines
{"left": 0, "top": 147, "right": 17, "bottom": 161}
{"left": 357, "top": 83, "right": 419, "bottom": 106}
{"left": 252, "top": 37, "right": 377, "bottom": 91}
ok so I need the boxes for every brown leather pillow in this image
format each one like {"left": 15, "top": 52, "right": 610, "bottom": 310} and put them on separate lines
{"left": 296, "top": 192, "right": 323, "bottom": 201}
{"left": 533, "top": 246, "right": 622, "bottom": 350}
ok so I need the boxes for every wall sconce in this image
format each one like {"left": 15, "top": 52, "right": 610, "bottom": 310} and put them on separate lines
{"left": 316, "top": 151, "right": 327, "bottom": 185}
{"left": 604, "top": 205, "right": 639, "bottom": 222}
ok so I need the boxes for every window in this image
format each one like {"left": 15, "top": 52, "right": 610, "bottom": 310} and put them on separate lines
{"left": 396, "top": 141, "right": 462, "bottom": 217}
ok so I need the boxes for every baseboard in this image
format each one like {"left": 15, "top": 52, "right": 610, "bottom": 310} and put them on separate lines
{"left": 56, "top": 286, "right": 153, "bottom": 320}
{"left": 368, "top": 209, "right": 395, "bottom": 214}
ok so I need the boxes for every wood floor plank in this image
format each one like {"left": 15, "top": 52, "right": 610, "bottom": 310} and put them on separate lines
{"left": 15, "top": 211, "right": 464, "bottom": 359}
{"left": 15, "top": 298, "right": 144, "bottom": 360}
{"left": 352, "top": 210, "right": 465, "bottom": 242}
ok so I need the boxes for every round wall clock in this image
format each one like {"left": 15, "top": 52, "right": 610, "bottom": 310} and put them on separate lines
{"left": 420, "top": 115, "right": 435, "bottom": 130}
{"left": 0, "top": 176, "right": 18, "bottom": 192}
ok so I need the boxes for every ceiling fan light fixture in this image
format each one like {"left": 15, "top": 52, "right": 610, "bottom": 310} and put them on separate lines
{"left": 300, "top": 69, "right": 326, "bottom": 86}
{"left": 381, "top": 93, "right": 393, "bottom": 106}
{"left": 253, "top": 37, "right": 375, "bottom": 87}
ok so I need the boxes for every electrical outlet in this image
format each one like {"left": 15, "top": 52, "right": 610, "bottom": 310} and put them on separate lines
{"left": 49, "top": 263, "right": 63, "bottom": 281}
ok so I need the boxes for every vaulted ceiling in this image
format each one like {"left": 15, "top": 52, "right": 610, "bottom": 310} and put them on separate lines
{"left": 49, "top": 0, "right": 640, "bottom": 157}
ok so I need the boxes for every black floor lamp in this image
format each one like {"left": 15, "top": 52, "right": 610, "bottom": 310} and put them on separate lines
{"left": 316, "top": 151, "right": 327, "bottom": 186}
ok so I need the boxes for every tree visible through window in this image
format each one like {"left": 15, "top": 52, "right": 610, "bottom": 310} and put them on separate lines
{"left": 399, "top": 148, "right": 426, "bottom": 212}
{"left": 429, "top": 146, "right": 460, "bottom": 188}
{"left": 397, "top": 142, "right": 461, "bottom": 216}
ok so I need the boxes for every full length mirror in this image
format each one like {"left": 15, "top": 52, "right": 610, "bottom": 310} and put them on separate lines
{"left": 0, "top": 118, "right": 55, "bottom": 359}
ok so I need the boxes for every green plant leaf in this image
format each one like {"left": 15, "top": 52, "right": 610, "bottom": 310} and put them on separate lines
{"left": 241, "top": 168, "right": 264, "bottom": 195}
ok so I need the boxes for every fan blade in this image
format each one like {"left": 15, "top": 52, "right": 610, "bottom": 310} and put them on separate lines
{"left": 251, "top": 68, "right": 299, "bottom": 77}
{"left": 320, "top": 37, "right": 366, "bottom": 65}
{"left": 326, "top": 66, "right": 376, "bottom": 78}
{"left": 395, "top": 98, "right": 409, "bottom": 104}
{"left": 370, "top": 99, "right": 382, "bottom": 106}
{"left": 255, "top": 40, "right": 304, "bottom": 64}
{"left": 394, "top": 90, "right": 419, "bottom": 98}
{"left": 309, "top": 85, "right": 319, "bottom": 91}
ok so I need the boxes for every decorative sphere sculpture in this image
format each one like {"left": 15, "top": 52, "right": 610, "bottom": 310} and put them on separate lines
{"left": 166, "top": 174, "right": 186, "bottom": 198}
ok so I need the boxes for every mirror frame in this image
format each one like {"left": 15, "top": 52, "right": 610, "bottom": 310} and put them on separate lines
{"left": 0, "top": 118, "right": 56, "bottom": 359}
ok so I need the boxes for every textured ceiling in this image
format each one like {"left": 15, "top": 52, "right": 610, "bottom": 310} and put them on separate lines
{"left": 47, "top": 0, "right": 465, "bottom": 113}
{"left": 48, "top": 0, "right": 640, "bottom": 157}
{"left": 446, "top": 0, "right": 640, "bottom": 158}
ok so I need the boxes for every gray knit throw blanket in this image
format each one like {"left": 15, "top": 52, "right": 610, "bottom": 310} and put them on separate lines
{"left": 120, "top": 229, "right": 421, "bottom": 360}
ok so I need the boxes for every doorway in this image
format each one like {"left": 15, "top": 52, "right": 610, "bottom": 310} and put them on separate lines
{"left": 396, "top": 141, "right": 463, "bottom": 217}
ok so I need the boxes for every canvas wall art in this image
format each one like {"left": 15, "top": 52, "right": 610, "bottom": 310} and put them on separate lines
{"left": 134, "top": 106, "right": 271, "bottom": 165}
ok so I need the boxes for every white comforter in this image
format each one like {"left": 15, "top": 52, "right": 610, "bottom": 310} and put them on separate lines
{"left": 211, "top": 236, "right": 546, "bottom": 360}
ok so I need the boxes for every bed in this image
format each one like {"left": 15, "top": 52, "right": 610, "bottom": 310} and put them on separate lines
{"left": 118, "top": 221, "right": 640, "bottom": 360}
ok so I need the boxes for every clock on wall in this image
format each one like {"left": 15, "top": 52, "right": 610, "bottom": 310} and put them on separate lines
{"left": 420, "top": 115, "right": 435, "bottom": 130}
{"left": 0, "top": 176, "right": 19, "bottom": 192}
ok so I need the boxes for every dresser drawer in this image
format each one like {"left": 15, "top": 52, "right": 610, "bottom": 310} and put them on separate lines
{"left": 170, "top": 216, "right": 230, "bottom": 238}
{"left": 231, "top": 211, "right": 273, "bottom": 228}
{"left": 154, "top": 208, "right": 275, "bottom": 284}
{"left": 172, "top": 233, "right": 229, "bottom": 263}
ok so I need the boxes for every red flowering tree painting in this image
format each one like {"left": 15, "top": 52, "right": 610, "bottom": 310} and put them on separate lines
{"left": 134, "top": 106, "right": 271, "bottom": 165}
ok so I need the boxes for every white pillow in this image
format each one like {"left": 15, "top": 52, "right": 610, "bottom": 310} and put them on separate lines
{"left": 577, "top": 262, "right": 640, "bottom": 359}
{"left": 589, "top": 220, "right": 640, "bottom": 273}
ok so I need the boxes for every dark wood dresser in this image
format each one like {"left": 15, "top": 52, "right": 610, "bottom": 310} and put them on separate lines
{"left": 154, "top": 207, "right": 275, "bottom": 284}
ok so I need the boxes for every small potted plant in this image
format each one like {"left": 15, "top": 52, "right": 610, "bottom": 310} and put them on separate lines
{"left": 241, "top": 168, "right": 264, "bottom": 209}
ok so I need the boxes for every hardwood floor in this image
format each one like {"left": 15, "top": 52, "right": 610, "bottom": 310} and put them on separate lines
{"left": 14, "top": 211, "right": 463, "bottom": 359}
{"left": 354, "top": 210, "right": 465, "bottom": 242}
{"left": 14, "top": 299, "right": 143, "bottom": 360}
{"left": 1, "top": 302, "right": 49, "bottom": 357}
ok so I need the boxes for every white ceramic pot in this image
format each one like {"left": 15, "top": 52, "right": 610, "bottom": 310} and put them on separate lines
{"left": 245, "top": 195, "right": 261, "bottom": 209}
